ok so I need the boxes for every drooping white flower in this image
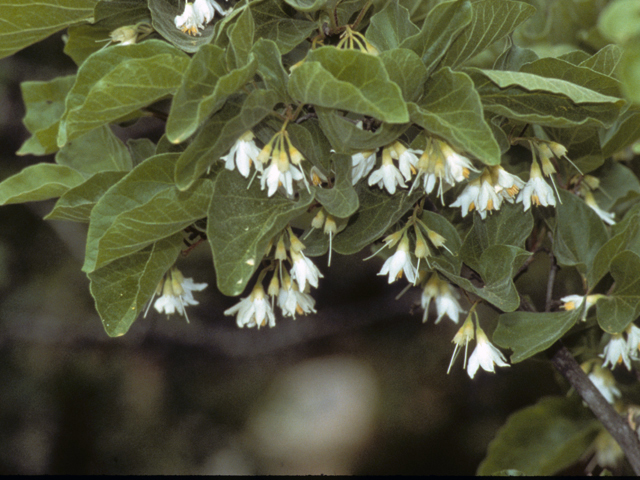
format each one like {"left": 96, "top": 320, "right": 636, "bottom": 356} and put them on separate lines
{"left": 151, "top": 268, "right": 207, "bottom": 322}
{"left": 626, "top": 323, "right": 640, "bottom": 359}
{"left": 278, "top": 275, "right": 317, "bottom": 318}
{"left": 390, "top": 142, "right": 420, "bottom": 182}
{"left": 221, "top": 131, "right": 262, "bottom": 177}
{"left": 584, "top": 190, "right": 616, "bottom": 225}
{"left": 585, "top": 363, "right": 621, "bottom": 404}
{"left": 440, "top": 142, "right": 478, "bottom": 184}
{"left": 351, "top": 149, "right": 377, "bottom": 185}
{"left": 491, "top": 165, "right": 525, "bottom": 204}
{"left": 560, "top": 294, "right": 601, "bottom": 322}
{"left": 377, "top": 235, "right": 418, "bottom": 285}
{"left": 368, "top": 147, "right": 406, "bottom": 194}
{"left": 467, "top": 326, "right": 510, "bottom": 379}
{"left": 421, "top": 274, "right": 465, "bottom": 324}
{"left": 601, "top": 333, "right": 632, "bottom": 370}
{"left": 447, "top": 315, "right": 475, "bottom": 374}
{"left": 260, "top": 160, "right": 304, "bottom": 197}
{"left": 449, "top": 177, "right": 481, "bottom": 217}
{"left": 224, "top": 283, "right": 276, "bottom": 329}
{"left": 174, "top": 0, "right": 227, "bottom": 36}
{"left": 416, "top": 141, "right": 478, "bottom": 201}
{"left": 290, "top": 249, "right": 323, "bottom": 291}
{"left": 517, "top": 159, "right": 556, "bottom": 211}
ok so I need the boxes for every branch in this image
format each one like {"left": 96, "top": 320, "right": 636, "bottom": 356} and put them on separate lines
{"left": 551, "top": 344, "right": 640, "bottom": 474}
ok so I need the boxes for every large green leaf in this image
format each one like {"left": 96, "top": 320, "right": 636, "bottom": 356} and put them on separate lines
{"left": 251, "top": 0, "right": 316, "bottom": 54}
{"left": 283, "top": 0, "right": 328, "bottom": 12}
{"left": 316, "top": 107, "right": 410, "bottom": 155}
{"left": 0, "top": 164, "right": 86, "bottom": 205}
{"left": 313, "top": 154, "right": 359, "bottom": 218}
{"left": 207, "top": 170, "right": 314, "bottom": 296}
{"left": 288, "top": 47, "right": 409, "bottom": 124}
{"left": 408, "top": 68, "right": 501, "bottom": 165}
{"left": 89, "top": 233, "right": 184, "bottom": 337}
{"left": 477, "top": 397, "right": 599, "bottom": 475}
{"left": 365, "top": 1, "right": 420, "bottom": 52}
{"left": 166, "top": 44, "right": 258, "bottom": 143}
{"left": 45, "top": 171, "right": 128, "bottom": 223}
{"left": 494, "top": 310, "right": 581, "bottom": 363}
{"left": 286, "top": 119, "right": 333, "bottom": 171}
{"left": 94, "top": 0, "right": 150, "bottom": 28}
{"left": 252, "top": 38, "right": 291, "bottom": 103}
{"left": 466, "top": 68, "right": 626, "bottom": 128}
{"left": 18, "top": 75, "right": 76, "bottom": 156}
{"left": 579, "top": 44, "right": 622, "bottom": 77}
{"left": 224, "top": 3, "right": 255, "bottom": 70}
{"left": 0, "top": 0, "right": 95, "bottom": 60}
{"left": 58, "top": 39, "right": 189, "bottom": 146}
{"left": 83, "top": 153, "right": 183, "bottom": 272}
{"left": 55, "top": 125, "right": 133, "bottom": 175}
{"left": 618, "top": 37, "right": 640, "bottom": 104}
{"left": 438, "top": 0, "right": 536, "bottom": 69}
{"left": 600, "top": 107, "right": 640, "bottom": 157}
{"left": 399, "top": 0, "right": 472, "bottom": 75}
{"left": 64, "top": 24, "right": 112, "bottom": 66}
{"left": 174, "top": 89, "right": 279, "bottom": 190}
{"left": 379, "top": 48, "right": 428, "bottom": 103}
{"left": 332, "top": 186, "right": 421, "bottom": 255}
{"left": 553, "top": 190, "right": 609, "bottom": 276}
{"left": 597, "top": 250, "right": 640, "bottom": 334}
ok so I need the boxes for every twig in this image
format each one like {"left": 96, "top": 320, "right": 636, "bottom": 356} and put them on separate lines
{"left": 551, "top": 344, "right": 640, "bottom": 474}
{"left": 545, "top": 247, "right": 557, "bottom": 312}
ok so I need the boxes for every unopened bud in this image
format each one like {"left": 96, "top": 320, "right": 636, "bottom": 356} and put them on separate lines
{"left": 311, "top": 209, "right": 325, "bottom": 230}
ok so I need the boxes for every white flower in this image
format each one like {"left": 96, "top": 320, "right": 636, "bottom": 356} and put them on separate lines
{"left": 627, "top": 323, "right": 640, "bottom": 359}
{"left": 601, "top": 333, "right": 632, "bottom": 370}
{"left": 278, "top": 276, "right": 317, "bottom": 318}
{"left": 440, "top": 142, "right": 478, "bottom": 184}
{"left": 449, "top": 177, "right": 481, "bottom": 217}
{"left": 584, "top": 191, "right": 616, "bottom": 225}
{"left": 377, "top": 236, "right": 418, "bottom": 285}
{"left": 175, "top": 0, "right": 227, "bottom": 36}
{"left": 260, "top": 161, "right": 304, "bottom": 197}
{"left": 421, "top": 274, "right": 465, "bottom": 324}
{"left": 224, "top": 283, "right": 276, "bottom": 329}
{"left": 517, "top": 159, "right": 556, "bottom": 211}
{"left": 390, "top": 142, "right": 420, "bottom": 182}
{"left": 467, "top": 326, "right": 510, "bottom": 379}
{"left": 416, "top": 141, "right": 478, "bottom": 201}
{"left": 152, "top": 268, "right": 207, "bottom": 322}
{"left": 221, "top": 131, "right": 262, "bottom": 177}
{"left": 351, "top": 150, "right": 377, "bottom": 185}
{"left": 560, "top": 294, "right": 601, "bottom": 322}
{"left": 491, "top": 165, "right": 524, "bottom": 203}
{"left": 368, "top": 148, "right": 406, "bottom": 194}
{"left": 586, "top": 364, "right": 621, "bottom": 404}
{"left": 290, "top": 249, "right": 323, "bottom": 291}
{"left": 447, "top": 316, "right": 475, "bottom": 374}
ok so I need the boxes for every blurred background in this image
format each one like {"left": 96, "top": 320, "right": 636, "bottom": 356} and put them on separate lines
{"left": 0, "top": 21, "right": 592, "bottom": 476}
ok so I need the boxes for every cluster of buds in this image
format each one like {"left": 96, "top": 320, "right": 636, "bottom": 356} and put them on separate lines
{"left": 107, "top": 22, "right": 154, "bottom": 47}
{"left": 335, "top": 25, "right": 378, "bottom": 55}
{"left": 146, "top": 267, "right": 208, "bottom": 322}
{"left": 224, "top": 228, "right": 323, "bottom": 329}
{"left": 257, "top": 129, "right": 310, "bottom": 197}
{"left": 174, "top": 0, "right": 227, "bottom": 36}
{"left": 447, "top": 306, "right": 510, "bottom": 379}
{"left": 308, "top": 208, "right": 339, "bottom": 266}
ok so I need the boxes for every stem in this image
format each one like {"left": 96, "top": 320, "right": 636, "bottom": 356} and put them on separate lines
{"left": 351, "top": 0, "right": 373, "bottom": 30}
{"left": 545, "top": 244, "right": 557, "bottom": 312}
{"left": 551, "top": 345, "right": 640, "bottom": 474}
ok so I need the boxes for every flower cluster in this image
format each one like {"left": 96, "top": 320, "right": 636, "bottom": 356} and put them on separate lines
{"left": 420, "top": 273, "right": 465, "bottom": 325}
{"left": 146, "top": 267, "right": 208, "bottom": 322}
{"left": 601, "top": 323, "right": 640, "bottom": 370}
{"left": 174, "top": 0, "right": 227, "bottom": 36}
{"left": 447, "top": 309, "right": 510, "bottom": 379}
{"left": 224, "top": 228, "right": 323, "bottom": 329}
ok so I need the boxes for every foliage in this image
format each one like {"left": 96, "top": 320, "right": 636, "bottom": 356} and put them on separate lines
{"left": 2, "top": 0, "right": 640, "bottom": 474}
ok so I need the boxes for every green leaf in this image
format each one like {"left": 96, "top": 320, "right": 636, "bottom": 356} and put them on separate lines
{"left": 519, "top": 57, "right": 622, "bottom": 98}
{"left": 252, "top": 38, "right": 292, "bottom": 103}
{"left": 399, "top": 0, "right": 472, "bottom": 75}
{"left": 593, "top": 160, "right": 640, "bottom": 211}
{"left": 365, "top": 1, "right": 419, "bottom": 52}
{"left": 55, "top": 125, "right": 133, "bottom": 175}
{"left": 83, "top": 153, "right": 182, "bottom": 273}
{"left": 313, "top": 154, "right": 359, "bottom": 218}
{"left": 553, "top": 189, "right": 609, "bottom": 276}
{"left": 420, "top": 211, "right": 462, "bottom": 275}
{"left": 597, "top": 0, "right": 640, "bottom": 44}
{"left": 225, "top": 3, "right": 255, "bottom": 70}
{"left": 89, "top": 233, "right": 183, "bottom": 337}
{"left": 288, "top": 47, "right": 409, "bottom": 124}
{"left": 579, "top": 44, "right": 622, "bottom": 77}
{"left": 59, "top": 40, "right": 189, "bottom": 146}
{"left": 45, "top": 171, "right": 128, "bottom": 222}
{"left": 207, "top": 169, "right": 314, "bottom": 296}
{"left": 286, "top": 119, "right": 333, "bottom": 171}
{"left": 545, "top": 126, "right": 604, "bottom": 174}
{"left": 0, "top": 0, "right": 95, "bottom": 60}
{"left": 64, "top": 24, "right": 111, "bottom": 66}
{"left": 438, "top": 0, "right": 536, "bottom": 69}
{"left": 128, "top": 138, "right": 157, "bottom": 166}
{"left": 442, "top": 245, "right": 530, "bottom": 312}
{"left": 0, "top": 164, "right": 86, "bottom": 205}
{"left": 408, "top": 67, "right": 501, "bottom": 165}
{"left": 600, "top": 107, "right": 640, "bottom": 157}
{"left": 149, "top": 0, "right": 216, "bottom": 53}
{"left": 332, "top": 186, "right": 421, "bottom": 255}
{"left": 316, "top": 107, "right": 410, "bottom": 154}
{"left": 379, "top": 48, "right": 428, "bottom": 103}
{"left": 166, "top": 44, "right": 258, "bottom": 143}
{"left": 17, "top": 75, "right": 76, "bottom": 156}
{"left": 283, "top": 0, "right": 327, "bottom": 12}
{"left": 493, "top": 36, "right": 538, "bottom": 72}
{"left": 174, "top": 89, "right": 279, "bottom": 191}
{"left": 494, "top": 311, "right": 581, "bottom": 363}
{"left": 597, "top": 250, "right": 640, "bottom": 334}
{"left": 251, "top": 0, "right": 316, "bottom": 54}
{"left": 618, "top": 37, "right": 640, "bottom": 104}
{"left": 94, "top": 0, "right": 150, "bottom": 28}
{"left": 467, "top": 68, "right": 625, "bottom": 128}
{"left": 477, "top": 396, "right": 599, "bottom": 475}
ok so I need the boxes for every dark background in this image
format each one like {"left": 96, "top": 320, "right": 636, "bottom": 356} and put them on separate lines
{"left": 0, "top": 32, "right": 568, "bottom": 475}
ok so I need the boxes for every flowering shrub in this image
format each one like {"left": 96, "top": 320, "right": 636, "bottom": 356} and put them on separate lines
{"left": 3, "top": 0, "right": 640, "bottom": 474}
